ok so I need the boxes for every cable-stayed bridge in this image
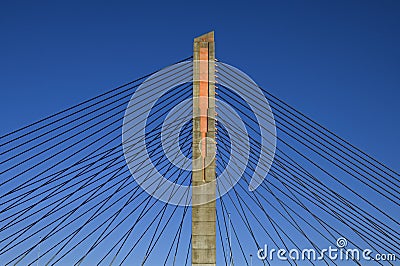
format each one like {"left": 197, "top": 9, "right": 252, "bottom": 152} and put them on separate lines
{"left": 0, "top": 32, "right": 398, "bottom": 266}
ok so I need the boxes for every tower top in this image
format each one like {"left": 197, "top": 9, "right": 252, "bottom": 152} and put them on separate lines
{"left": 194, "top": 31, "right": 214, "bottom": 43}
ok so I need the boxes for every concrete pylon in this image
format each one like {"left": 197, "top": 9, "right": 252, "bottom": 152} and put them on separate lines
{"left": 192, "top": 31, "right": 216, "bottom": 266}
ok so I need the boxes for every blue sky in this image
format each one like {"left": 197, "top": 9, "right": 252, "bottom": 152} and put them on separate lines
{"left": 1, "top": 1, "right": 398, "bottom": 170}
{"left": 0, "top": 1, "right": 399, "bottom": 264}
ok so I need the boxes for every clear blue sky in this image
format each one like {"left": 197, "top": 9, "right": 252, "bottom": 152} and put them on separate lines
{"left": 1, "top": 0, "right": 398, "bottom": 170}
{"left": 0, "top": 1, "right": 399, "bottom": 264}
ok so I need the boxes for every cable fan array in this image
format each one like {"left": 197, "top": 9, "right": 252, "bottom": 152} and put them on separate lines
{"left": 0, "top": 57, "right": 398, "bottom": 265}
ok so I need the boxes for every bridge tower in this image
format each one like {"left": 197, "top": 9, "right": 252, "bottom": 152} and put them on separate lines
{"left": 192, "top": 31, "right": 217, "bottom": 265}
